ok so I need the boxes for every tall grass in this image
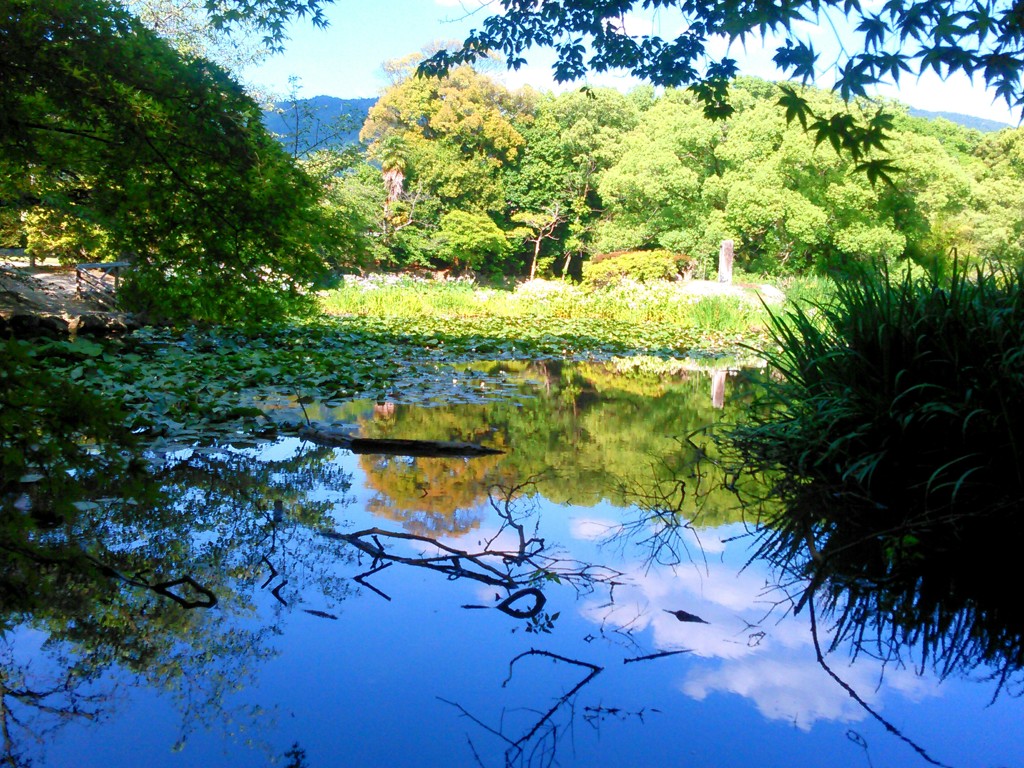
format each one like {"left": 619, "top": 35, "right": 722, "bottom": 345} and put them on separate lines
{"left": 727, "top": 262, "right": 1024, "bottom": 678}
{"left": 742, "top": 263, "right": 1024, "bottom": 517}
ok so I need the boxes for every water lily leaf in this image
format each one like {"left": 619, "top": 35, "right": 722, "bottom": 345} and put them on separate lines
{"left": 72, "top": 339, "right": 105, "bottom": 357}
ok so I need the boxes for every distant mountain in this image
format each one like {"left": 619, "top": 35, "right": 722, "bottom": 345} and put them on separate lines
{"left": 907, "top": 108, "right": 1011, "bottom": 133}
{"left": 261, "top": 97, "right": 1012, "bottom": 156}
{"left": 263, "top": 96, "right": 376, "bottom": 154}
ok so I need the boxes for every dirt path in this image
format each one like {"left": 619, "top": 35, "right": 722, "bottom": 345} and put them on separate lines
{"left": 0, "top": 262, "right": 136, "bottom": 336}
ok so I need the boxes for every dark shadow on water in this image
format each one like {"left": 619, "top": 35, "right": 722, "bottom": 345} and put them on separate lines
{"left": 744, "top": 489, "right": 1024, "bottom": 702}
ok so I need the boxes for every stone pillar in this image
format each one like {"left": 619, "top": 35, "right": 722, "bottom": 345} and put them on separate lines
{"left": 718, "top": 239, "right": 734, "bottom": 284}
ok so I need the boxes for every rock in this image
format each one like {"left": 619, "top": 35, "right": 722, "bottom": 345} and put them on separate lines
{"left": 77, "top": 313, "right": 137, "bottom": 336}
{"left": 1, "top": 264, "right": 136, "bottom": 338}
{"left": 6, "top": 312, "right": 70, "bottom": 338}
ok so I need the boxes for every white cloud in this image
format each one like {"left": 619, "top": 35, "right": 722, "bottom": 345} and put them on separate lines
{"left": 683, "top": 656, "right": 873, "bottom": 730}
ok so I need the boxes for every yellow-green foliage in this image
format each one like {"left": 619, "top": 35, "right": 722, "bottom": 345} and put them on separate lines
{"left": 24, "top": 208, "right": 115, "bottom": 264}
{"left": 319, "top": 274, "right": 769, "bottom": 340}
{"left": 582, "top": 250, "right": 689, "bottom": 286}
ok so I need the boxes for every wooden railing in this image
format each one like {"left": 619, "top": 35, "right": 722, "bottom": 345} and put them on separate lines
{"left": 75, "top": 261, "right": 131, "bottom": 298}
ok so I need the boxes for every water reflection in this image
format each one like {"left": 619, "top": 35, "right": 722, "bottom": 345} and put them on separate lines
{"left": 0, "top": 442, "right": 354, "bottom": 767}
{"left": 322, "top": 479, "right": 621, "bottom": 620}
{"left": 321, "top": 360, "right": 757, "bottom": 527}
{"left": 1, "top": 361, "right": 1021, "bottom": 768}
{"left": 744, "top": 463, "right": 1024, "bottom": 705}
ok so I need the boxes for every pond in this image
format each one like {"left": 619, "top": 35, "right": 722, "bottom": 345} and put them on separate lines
{"left": 3, "top": 360, "right": 1021, "bottom": 768}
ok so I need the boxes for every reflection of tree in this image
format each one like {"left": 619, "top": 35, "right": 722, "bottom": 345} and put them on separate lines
{"left": 0, "top": 649, "right": 106, "bottom": 768}
{"left": 749, "top": 489, "right": 1024, "bottom": 705}
{"left": 347, "top": 399, "right": 516, "bottom": 534}
{"left": 589, "top": 447, "right": 1014, "bottom": 767}
{"left": 361, "top": 453, "right": 507, "bottom": 536}
{"left": 349, "top": 361, "right": 761, "bottom": 530}
{"left": 805, "top": 602, "right": 953, "bottom": 768}
{"left": 708, "top": 477, "right": 1024, "bottom": 768}
{"left": 597, "top": 432, "right": 771, "bottom": 571}
{"left": 441, "top": 649, "right": 604, "bottom": 768}
{"left": 0, "top": 441, "right": 355, "bottom": 767}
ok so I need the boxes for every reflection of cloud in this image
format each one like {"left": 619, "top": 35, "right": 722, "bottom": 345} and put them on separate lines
{"left": 683, "top": 657, "right": 871, "bottom": 731}
{"left": 580, "top": 561, "right": 768, "bottom": 659}
{"left": 579, "top": 540, "right": 943, "bottom": 729}
{"left": 683, "top": 653, "right": 942, "bottom": 731}
{"left": 570, "top": 517, "right": 618, "bottom": 541}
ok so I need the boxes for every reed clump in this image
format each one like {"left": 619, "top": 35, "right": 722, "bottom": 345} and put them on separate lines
{"left": 731, "top": 262, "right": 1024, "bottom": 577}
{"left": 728, "top": 262, "right": 1024, "bottom": 683}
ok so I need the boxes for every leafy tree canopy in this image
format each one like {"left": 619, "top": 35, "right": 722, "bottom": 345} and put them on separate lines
{"left": 2, "top": 0, "right": 343, "bottom": 322}
{"left": 200, "top": 0, "right": 332, "bottom": 50}
{"left": 421, "top": 0, "right": 1024, "bottom": 179}
{"left": 124, "top": 0, "right": 271, "bottom": 72}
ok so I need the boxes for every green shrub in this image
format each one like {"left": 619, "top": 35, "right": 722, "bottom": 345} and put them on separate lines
{"left": 582, "top": 250, "right": 689, "bottom": 286}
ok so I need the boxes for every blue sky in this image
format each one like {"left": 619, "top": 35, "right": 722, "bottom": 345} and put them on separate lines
{"left": 243, "top": 0, "right": 1019, "bottom": 125}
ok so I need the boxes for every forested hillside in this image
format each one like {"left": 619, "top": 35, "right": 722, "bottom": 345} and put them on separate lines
{"left": 907, "top": 108, "right": 1011, "bottom": 134}
{"left": 323, "top": 61, "right": 1024, "bottom": 279}
{"left": 263, "top": 95, "right": 374, "bottom": 154}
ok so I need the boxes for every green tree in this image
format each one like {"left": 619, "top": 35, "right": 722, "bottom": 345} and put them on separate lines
{"left": 422, "top": 0, "right": 1024, "bottom": 179}
{"left": 200, "top": 0, "right": 333, "bottom": 51}
{"left": 967, "top": 127, "right": 1024, "bottom": 263}
{"left": 436, "top": 210, "right": 511, "bottom": 273}
{"left": 591, "top": 79, "right": 994, "bottom": 276}
{"left": 360, "top": 56, "right": 531, "bottom": 270}
{"left": 505, "top": 88, "right": 639, "bottom": 275}
{"left": 1, "top": 0, "right": 339, "bottom": 322}
{"left": 595, "top": 89, "right": 722, "bottom": 261}
{"left": 510, "top": 206, "right": 566, "bottom": 280}
{"left": 125, "top": 0, "right": 270, "bottom": 73}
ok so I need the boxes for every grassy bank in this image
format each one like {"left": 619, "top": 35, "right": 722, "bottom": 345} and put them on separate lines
{"left": 319, "top": 274, "right": 778, "bottom": 335}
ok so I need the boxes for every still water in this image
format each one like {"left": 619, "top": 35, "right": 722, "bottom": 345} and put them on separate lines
{"left": 4, "top": 361, "right": 1021, "bottom": 767}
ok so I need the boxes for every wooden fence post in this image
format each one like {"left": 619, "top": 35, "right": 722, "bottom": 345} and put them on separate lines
{"left": 711, "top": 370, "right": 727, "bottom": 409}
{"left": 718, "top": 239, "right": 734, "bottom": 283}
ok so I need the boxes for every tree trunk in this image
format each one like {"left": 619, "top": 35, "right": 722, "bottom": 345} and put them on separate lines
{"left": 529, "top": 238, "right": 542, "bottom": 280}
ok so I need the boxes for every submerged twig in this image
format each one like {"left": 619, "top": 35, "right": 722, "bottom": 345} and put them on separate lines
{"left": 808, "top": 601, "right": 953, "bottom": 768}
{"left": 623, "top": 649, "right": 692, "bottom": 665}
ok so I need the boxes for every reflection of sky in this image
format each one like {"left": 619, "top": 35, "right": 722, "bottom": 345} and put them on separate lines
{"left": 570, "top": 518, "right": 944, "bottom": 731}
{"left": 22, "top": 389, "right": 1024, "bottom": 768}
{"left": 272, "top": 396, "right": 990, "bottom": 744}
